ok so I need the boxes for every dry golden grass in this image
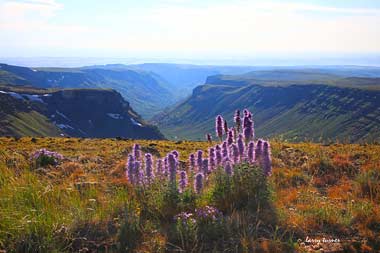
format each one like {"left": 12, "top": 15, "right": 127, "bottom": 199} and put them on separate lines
{"left": 1, "top": 137, "right": 380, "bottom": 252}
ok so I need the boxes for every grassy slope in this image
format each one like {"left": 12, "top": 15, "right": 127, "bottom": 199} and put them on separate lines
{"left": 0, "top": 137, "right": 380, "bottom": 252}
{"left": 4, "top": 111, "right": 61, "bottom": 137}
{"left": 157, "top": 84, "right": 380, "bottom": 142}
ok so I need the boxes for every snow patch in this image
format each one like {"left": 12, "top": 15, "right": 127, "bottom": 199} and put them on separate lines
{"left": 0, "top": 90, "right": 45, "bottom": 103}
{"left": 107, "top": 113, "right": 124, "bottom": 120}
{"left": 56, "top": 124, "right": 74, "bottom": 130}
{"left": 23, "top": 94, "right": 44, "bottom": 103}
{"left": 9, "top": 92, "right": 25, "bottom": 100}
{"left": 131, "top": 118, "right": 142, "bottom": 127}
{"left": 56, "top": 111, "right": 70, "bottom": 121}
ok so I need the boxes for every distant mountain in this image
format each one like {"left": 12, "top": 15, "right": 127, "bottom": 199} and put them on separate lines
{"left": 156, "top": 73, "right": 380, "bottom": 142}
{"left": 205, "top": 70, "right": 380, "bottom": 89}
{"left": 125, "top": 64, "right": 380, "bottom": 99}
{"left": 0, "top": 86, "right": 164, "bottom": 139}
{"left": 0, "top": 63, "right": 175, "bottom": 119}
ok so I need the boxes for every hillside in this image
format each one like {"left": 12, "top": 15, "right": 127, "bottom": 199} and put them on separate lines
{"left": 156, "top": 82, "right": 380, "bottom": 142}
{"left": 0, "top": 63, "right": 175, "bottom": 119}
{"left": 0, "top": 86, "right": 164, "bottom": 139}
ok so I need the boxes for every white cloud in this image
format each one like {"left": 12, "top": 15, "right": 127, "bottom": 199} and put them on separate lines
{"left": 0, "top": 0, "right": 379, "bottom": 57}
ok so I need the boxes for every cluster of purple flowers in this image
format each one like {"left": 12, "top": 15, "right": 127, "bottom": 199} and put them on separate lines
{"left": 125, "top": 108, "right": 272, "bottom": 194}
{"left": 174, "top": 211, "right": 196, "bottom": 225}
{"left": 195, "top": 205, "right": 222, "bottom": 221}
{"left": 125, "top": 144, "right": 186, "bottom": 190}
{"left": 31, "top": 148, "right": 64, "bottom": 166}
{"left": 174, "top": 205, "right": 221, "bottom": 225}
{"left": 215, "top": 110, "right": 270, "bottom": 175}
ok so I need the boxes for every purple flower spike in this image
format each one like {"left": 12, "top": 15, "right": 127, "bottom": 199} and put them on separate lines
{"left": 189, "top": 153, "right": 195, "bottom": 171}
{"left": 237, "top": 134, "right": 245, "bottom": 159}
{"left": 134, "top": 161, "right": 143, "bottom": 185}
{"left": 168, "top": 153, "right": 177, "bottom": 185}
{"left": 209, "top": 147, "right": 216, "bottom": 171}
{"left": 196, "top": 150, "right": 203, "bottom": 171}
{"left": 231, "top": 144, "right": 239, "bottom": 164}
{"left": 255, "top": 139, "right": 263, "bottom": 164}
{"left": 145, "top": 153, "right": 154, "bottom": 183}
{"left": 202, "top": 158, "right": 209, "bottom": 175}
{"left": 234, "top": 110, "right": 241, "bottom": 133}
{"left": 178, "top": 170, "right": 188, "bottom": 193}
{"left": 262, "top": 141, "right": 272, "bottom": 176}
{"left": 126, "top": 154, "right": 135, "bottom": 184}
{"left": 224, "top": 160, "right": 233, "bottom": 176}
{"left": 172, "top": 150, "right": 179, "bottom": 159}
{"left": 227, "top": 128, "right": 234, "bottom": 146}
{"left": 194, "top": 173, "right": 204, "bottom": 194}
{"left": 222, "top": 141, "right": 229, "bottom": 158}
{"left": 133, "top": 144, "right": 141, "bottom": 161}
{"left": 215, "top": 145, "right": 222, "bottom": 166}
{"left": 164, "top": 156, "right": 169, "bottom": 177}
{"left": 224, "top": 119, "right": 228, "bottom": 136}
{"left": 247, "top": 141, "right": 255, "bottom": 164}
{"left": 206, "top": 133, "right": 212, "bottom": 144}
{"left": 156, "top": 158, "right": 163, "bottom": 177}
{"left": 242, "top": 110, "right": 254, "bottom": 142}
{"left": 215, "top": 115, "right": 224, "bottom": 141}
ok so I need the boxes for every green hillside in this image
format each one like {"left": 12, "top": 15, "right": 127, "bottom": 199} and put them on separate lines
{"left": 156, "top": 82, "right": 380, "bottom": 142}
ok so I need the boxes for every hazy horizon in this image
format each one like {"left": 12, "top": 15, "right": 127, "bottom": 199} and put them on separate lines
{"left": 1, "top": 55, "right": 380, "bottom": 68}
{"left": 1, "top": 0, "right": 380, "bottom": 61}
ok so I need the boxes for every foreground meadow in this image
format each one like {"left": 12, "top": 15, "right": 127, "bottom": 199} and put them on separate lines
{"left": 0, "top": 136, "right": 380, "bottom": 252}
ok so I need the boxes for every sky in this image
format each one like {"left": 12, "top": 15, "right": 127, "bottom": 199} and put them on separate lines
{"left": 0, "top": 0, "right": 380, "bottom": 64}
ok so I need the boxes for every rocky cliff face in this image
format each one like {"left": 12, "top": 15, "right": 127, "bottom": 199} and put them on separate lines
{"left": 0, "top": 87, "right": 164, "bottom": 139}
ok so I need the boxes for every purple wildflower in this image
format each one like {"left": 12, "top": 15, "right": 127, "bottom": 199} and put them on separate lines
{"left": 222, "top": 141, "right": 229, "bottom": 158}
{"left": 134, "top": 161, "right": 143, "bottom": 185}
{"left": 172, "top": 150, "right": 179, "bottom": 159}
{"left": 224, "top": 159, "right": 233, "bottom": 176}
{"left": 164, "top": 156, "right": 169, "bottom": 177}
{"left": 126, "top": 154, "right": 135, "bottom": 184}
{"left": 145, "top": 153, "right": 154, "bottom": 183}
{"left": 178, "top": 170, "right": 188, "bottom": 193}
{"left": 194, "top": 173, "right": 204, "bottom": 194}
{"left": 216, "top": 115, "right": 224, "bottom": 141}
{"left": 156, "top": 158, "right": 163, "bottom": 177}
{"left": 195, "top": 206, "right": 222, "bottom": 221}
{"left": 262, "top": 141, "right": 272, "bottom": 176}
{"left": 255, "top": 139, "right": 263, "bottom": 164}
{"left": 133, "top": 144, "right": 141, "bottom": 161}
{"left": 31, "top": 148, "right": 64, "bottom": 165}
{"left": 234, "top": 110, "right": 241, "bottom": 133}
{"left": 196, "top": 150, "right": 203, "bottom": 171}
{"left": 206, "top": 133, "right": 212, "bottom": 144}
{"left": 224, "top": 119, "right": 228, "bottom": 136}
{"left": 174, "top": 212, "right": 196, "bottom": 225}
{"left": 227, "top": 128, "right": 234, "bottom": 146}
{"left": 247, "top": 141, "right": 255, "bottom": 164}
{"left": 209, "top": 147, "right": 216, "bottom": 171}
{"left": 231, "top": 143, "right": 239, "bottom": 164}
{"left": 242, "top": 110, "right": 254, "bottom": 142}
{"left": 237, "top": 134, "right": 245, "bottom": 159}
{"left": 168, "top": 153, "right": 177, "bottom": 185}
{"left": 202, "top": 159, "right": 209, "bottom": 175}
{"left": 243, "top": 109, "right": 249, "bottom": 117}
{"left": 215, "top": 145, "right": 222, "bottom": 166}
{"left": 189, "top": 153, "right": 195, "bottom": 172}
